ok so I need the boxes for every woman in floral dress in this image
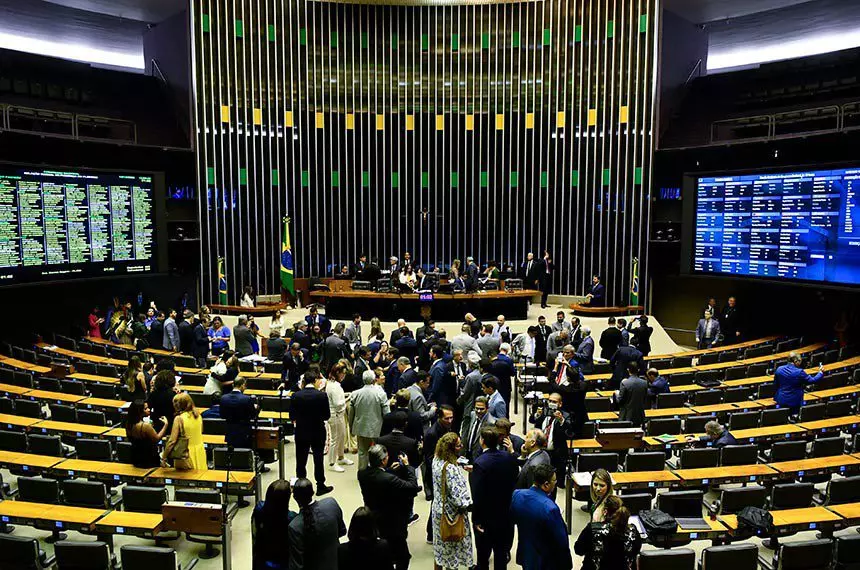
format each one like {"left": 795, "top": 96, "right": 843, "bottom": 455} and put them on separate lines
{"left": 431, "top": 432, "right": 474, "bottom": 569}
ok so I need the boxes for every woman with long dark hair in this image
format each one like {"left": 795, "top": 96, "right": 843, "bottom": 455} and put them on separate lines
{"left": 288, "top": 478, "right": 346, "bottom": 570}
{"left": 337, "top": 507, "right": 394, "bottom": 570}
{"left": 125, "top": 400, "right": 168, "bottom": 468}
{"left": 252, "top": 480, "right": 297, "bottom": 570}
{"left": 123, "top": 356, "right": 148, "bottom": 400}
{"left": 574, "top": 495, "right": 641, "bottom": 570}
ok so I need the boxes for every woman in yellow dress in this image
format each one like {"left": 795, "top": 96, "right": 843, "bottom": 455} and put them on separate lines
{"left": 163, "top": 392, "right": 207, "bottom": 470}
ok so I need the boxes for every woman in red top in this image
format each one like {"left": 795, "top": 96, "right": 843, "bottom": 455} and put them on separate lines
{"left": 88, "top": 307, "right": 104, "bottom": 338}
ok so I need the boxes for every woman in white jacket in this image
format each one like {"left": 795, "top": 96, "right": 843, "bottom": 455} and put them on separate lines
{"left": 325, "top": 361, "right": 353, "bottom": 472}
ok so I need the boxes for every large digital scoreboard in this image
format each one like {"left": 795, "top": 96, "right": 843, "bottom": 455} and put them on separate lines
{"left": 0, "top": 166, "right": 162, "bottom": 284}
{"left": 693, "top": 167, "right": 860, "bottom": 286}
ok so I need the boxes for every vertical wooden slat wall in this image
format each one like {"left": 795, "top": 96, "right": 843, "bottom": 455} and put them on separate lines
{"left": 191, "top": 0, "right": 659, "bottom": 305}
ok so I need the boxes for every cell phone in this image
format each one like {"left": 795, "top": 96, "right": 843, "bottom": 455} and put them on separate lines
{"left": 456, "top": 456, "right": 470, "bottom": 466}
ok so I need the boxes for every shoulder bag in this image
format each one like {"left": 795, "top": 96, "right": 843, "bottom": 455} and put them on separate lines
{"left": 439, "top": 461, "right": 466, "bottom": 542}
{"left": 167, "top": 415, "right": 192, "bottom": 470}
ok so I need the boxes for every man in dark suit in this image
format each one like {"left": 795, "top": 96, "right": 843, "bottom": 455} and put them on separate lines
{"left": 147, "top": 311, "right": 165, "bottom": 352}
{"left": 464, "top": 257, "right": 480, "bottom": 290}
{"left": 292, "top": 322, "right": 311, "bottom": 350}
{"left": 598, "top": 317, "right": 623, "bottom": 360}
{"left": 534, "top": 315, "right": 551, "bottom": 364}
{"left": 219, "top": 378, "right": 265, "bottom": 501}
{"left": 177, "top": 310, "right": 194, "bottom": 355}
{"left": 289, "top": 479, "right": 345, "bottom": 569}
{"left": 464, "top": 396, "right": 492, "bottom": 461}
{"left": 537, "top": 251, "right": 555, "bottom": 309}
{"left": 377, "top": 412, "right": 421, "bottom": 469}
{"left": 488, "top": 352, "right": 515, "bottom": 407}
{"left": 393, "top": 327, "right": 418, "bottom": 362}
{"left": 358, "top": 444, "right": 421, "bottom": 570}
{"left": 305, "top": 305, "right": 331, "bottom": 335}
{"left": 465, "top": 313, "right": 483, "bottom": 337}
{"left": 396, "top": 357, "right": 418, "bottom": 390}
{"left": 415, "top": 267, "right": 432, "bottom": 291}
{"left": 471, "top": 427, "right": 520, "bottom": 570}
{"left": 445, "top": 349, "right": 467, "bottom": 420}
{"left": 610, "top": 344, "right": 645, "bottom": 390}
{"left": 516, "top": 429, "right": 551, "bottom": 489}
{"left": 389, "top": 319, "right": 410, "bottom": 344}
{"left": 617, "top": 362, "right": 648, "bottom": 427}
{"left": 628, "top": 315, "right": 653, "bottom": 356}
{"left": 494, "top": 418, "right": 525, "bottom": 457}
{"left": 529, "top": 393, "right": 573, "bottom": 492}
{"left": 282, "top": 342, "right": 309, "bottom": 390}
{"left": 422, "top": 405, "right": 454, "bottom": 500}
{"left": 585, "top": 274, "right": 605, "bottom": 307}
{"left": 233, "top": 315, "right": 255, "bottom": 357}
{"left": 352, "top": 253, "right": 368, "bottom": 277}
{"left": 720, "top": 296, "right": 742, "bottom": 344}
{"left": 428, "top": 345, "right": 454, "bottom": 406}
{"left": 382, "top": 390, "right": 424, "bottom": 442}
{"left": 511, "top": 464, "right": 573, "bottom": 570}
{"left": 321, "top": 323, "right": 350, "bottom": 373}
{"left": 520, "top": 252, "right": 540, "bottom": 290}
{"left": 290, "top": 372, "right": 333, "bottom": 496}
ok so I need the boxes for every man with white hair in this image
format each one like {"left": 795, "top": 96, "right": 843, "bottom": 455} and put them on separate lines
{"left": 464, "top": 313, "right": 482, "bottom": 337}
{"left": 492, "top": 315, "right": 512, "bottom": 343}
{"left": 452, "top": 323, "right": 481, "bottom": 358}
{"left": 774, "top": 352, "right": 825, "bottom": 414}
{"left": 521, "top": 252, "right": 539, "bottom": 289}
{"left": 348, "top": 369, "right": 391, "bottom": 470}
{"left": 574, "top": 326, "right": 595, "bottom": 373}
{"left": 390, "top": 318, "right": 410, "bottom": 344}
{"left": 388, "top": 256, "right": 400, "bottom": 275}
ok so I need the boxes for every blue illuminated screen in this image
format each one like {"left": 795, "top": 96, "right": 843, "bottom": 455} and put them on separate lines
{"left": 694, "top": 168, "right": 860, "bottom": 285}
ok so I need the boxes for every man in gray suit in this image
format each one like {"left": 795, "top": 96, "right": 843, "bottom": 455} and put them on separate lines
{"left": 617, "top": 362, "right": 648, "bottom": 427}
{"left": 344, "top": 313, "right": 363, "bottom": 346}
{"left": 452, "top": 324, "right": 481, "bottom": 358}
{"left": 545, "top": 329, "right": 570, "bottom": 363}
{"left": 551, "top": 311, "right": 571, "bottom": 333}
{"left": 289, "top": 478, "right": 346, "bottom": 570}
{"left": 407, "top": 372, "right": 437, "bottom": 429}
{"left": 348, "top": 369, "right": 391, "bottom": 470}
{"left": 322, "top": 322, "right": 350, "bottom": 372}
{"left": 464, "top": 396, "right": 492, "bottom": 461}
{"left": 162, "top": 309, "right": 180, "bottom": 352}
{"left": 516, "top": 429, "right": 551, "bottom": 490}
{"left": 232, "top": 315, "right": 255, "bottom": 357}
{"left": 477, "top": 324, "right": 500, "bottom": 359}
{"left": 458, "top": 352, "right": 483, "bottom": 443}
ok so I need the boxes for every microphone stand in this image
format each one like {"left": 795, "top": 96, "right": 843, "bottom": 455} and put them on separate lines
{"left": 278, "top": 384, "right": 287, "bottom": 482}
{"left": 221, "top": 444, "right": 235, "bottom": 570}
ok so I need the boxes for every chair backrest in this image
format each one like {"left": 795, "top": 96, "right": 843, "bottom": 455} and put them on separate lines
{"left": 702, "top": 543, "right": 759, "bottom": 570}
{"left": 213, "top": 447, "right": 256, "bottom": 471}
{"left": 74, "top": 438, "right": 113, "bottom": 461}
{"left": 650, "top": 358, "right": 672, "bottom": 370}
{"left": 698, "top": 352, "right": 720, "bottom": 365}
{"left": 62, "top": 479, "right": 108, "bottom": 508}
{"left": 14, "top": 399, "right": 42, "bottom": 419}
{"left": 814, "top": 371, "right": 851, "bottom": 392}
{"left": 826, "top": 398, "right": 853, "bottom": 419}
{"left": 718, "top": 486, "right": 768, "bottom": 514}
{"left": 761, "top": 407, "right": 791, "bottom": 427}
{"left": 91, "top": 345, "right": 108, "bottom": 357}
{"left": 584, "top": 398, "right": 612, "bottom": 413}
{"left": 619, "top": 492, "right": 652, "bottom": 515}
{"left": 671, "top": 356, "right": 694, "bottom": 369}
{"left": 55, "top": 540, "right": 112, "bottom": 570}
{"left": 827, "top": 476, "right": 860, "bottom": 506}
{"left": 77, "top": 409, "right": 106, "bottom": 426}
{"left": 835, "top": 535, "right": 860, "bottom": 569}
{"left": 0, "top": 396, "right": 13, "bottom": 414}
{"left": 36, "top": 377, "right": 61, "bottom": 392}
{"left": 202, "top": 417, "right": 228, "bottom": 435}
{"left": 693, "top": 390, "right": 723, "bottom": 406}
{"left": 771, "top": 482, "right": 815, "bottom": 510}
{"left": 747, "top": 362, "right": 770, "bottom": 377}
{"left": 745, "top": 346, "right": 773, "bottom": 359}
{"left": 263, "top": 362, "right": 283, "bottom": 375}
{"left": 718, "top": 350, "right": 740, "bottom": 363}
{"left": 180, "top": 373, "right": 207, "bottom": 387}
{"left": 174, "top": 488, "right": 222, "bottom": 505}
{"left": 647, "top": 418, "right": 682, "bottom": 436}
{"left": 723, "top": 386, "right": 753, "bottom": 403}
{"left": 238, "top": 360, "right": 256, "bottom": 373}
{"left": 260, "top": 396, "right": 291, "bottom": 413}
{"left": 0, "top": 429, "right": 28, "bottom": 452}
{"left": 679, "top": 447, "right": 720, "bottom": 469}
{"left": 595, "top": 421, "right": 632, "bottom": 430}
{"left": 116, "top": 441, "right": 134, "bottom": 464}
{"left": 769, "top": 440, "right": 807, "bottom": 462}
{"left": 811, "top": 436, "right": 845, "bottom": 458}
{"left": 579, "top": 422, "right": 596, "bottom": 439}
{"left": 96, "top": 364, "right": 117, "bottom": 378}
{"left": 27, "top": 434, "right": 64, "bottom": 457}
{"left": 799, "top": 403, "right": 827, "bottom": 423}
{"left": 0, "top": 534, "right": 46, "bottom": 570}
{"left": 120, "top": 545, "right": 179, "bottom": 570}
{"left": 728, "top": 411, "right": 760, "bottom": 430}
{"left": 724, "top": 366, "right": 748, "bottom": 381}
{"left": 60, "top": 379, "right": 87, "bottom": 396}
{"left": 824, "top": 349, "right": 840, "bottom": 364}
{"left": 75, "top": 361, "right": 97, "bottom": 374}
{"left": 670, "top": 371, "right": 695, "bottom": 385}
{"left": 684, "top": 415, "right": 713, "bottom": 434}
{"left": 720, "top": 444, "right": 758, "bottom": 467}
{"left": 122, "top": 486, "right": 169, "bottom": 514}
{"left": 189, "top": 392, "right": 212, "bottom": 409}
{"left": 625, "top": 451, "right": 666, "bottom": 472}
{"left": 17, "top": 476, "right": 61, "bottom": 504}
{"left": 638, "top": 549, "right": 696, "bottom": 570}
{"left": 657, "top": 490, "right": 705, "bottom": 518}
{"left": 49, "top": 404, "right": 77, "bottom": 423}
{"left": 696, "top": 370, "right": 722, "bottom": 385}
{"left": 0, "top": 367, "right": 13, "bottom": 383}
{"left": 87, "top": 383, "right": 117, "bottom": 400}
{"left": 656, "top": 392, "right": 687, "bottom": 409}
{"left": 11, "top": 371, "right": 34, "bottom": 389}
{"left": 777, "top": 539, "right": 833, "bottom": 570}
{"left": 757, "top": 383, "right": 776, "bottom": 399}
{"left": 174, "top": 355, "right": 196, "bottom": 368}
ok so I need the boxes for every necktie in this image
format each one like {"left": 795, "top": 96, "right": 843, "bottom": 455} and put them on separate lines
{"left": 545, "top": 418, "right": 554, "bottom": 449}
{"left": 527, "top": 261, "right": 532, "bottom": 274}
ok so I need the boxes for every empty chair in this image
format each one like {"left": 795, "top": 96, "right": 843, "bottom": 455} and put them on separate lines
{"left": 695, "top": 371, "right": 722, "bottom": 385}
{"left": 684, "top": 415, "right": 713, "bottom": 434}
{"left": 585, "top": 398, "right": 612, "bottom": 413}
{"left": 826, "top": 475, "right": 860, "bottom": 505}
{"left": 180, "top": 374, "right": 207, "bottom": 387}
{"left": 0, "top": 429, "right": 27, "bottom": 452}
{"left": 90, "top": 345, "right": 108, "bottom": 357}
{"left": 757, "top": 383, "right": 776, "bottom": 399}
{"left": 15, "top": 399, "right": 42, "bottom": 419}
{"left": 724, "top": 367, "right": 748, "bottom": 381}
{"left": 826, "top": 398, "right": 853, "bottom": 418}
{"left": 36, "top": 377, "right": 61, "bottom": 392}
{"left": 720, "top": 444, "right": 758, "bottom": 466}
{"left": 61, "top": 479, "right": 113, "bottom": 509}
{"left": 775, "top": 539, "right": 833, "bottom": 570}
{"left": 698, "top": 353, "right": 720, "bottom": 366}
{"left": 115, "top": 441, "right": 134, "bottom": 464}
{"left": 111, "top": 347, "right": 129, "bottom": 361}
{"left": 120, "top": 545, "right": 182, "bottom": 570}
{"left": 260, "top": 396, "right": 291, "bottom": 414}
{"left": 835, "top": 535, "right": 860, "bottom": 570}
{"left": 576, "top": 452, "right": 619, "bottom": 473}
{"left": 678, "top": 448, "right": 720, "bottom": 469}
{"left": 815, "top": 371, "right": 851, "bottom": 392}
{"left": 768, "top": 440, "right": 807, "bottom": 462}
{"left": 238, "top": 360, "right": 256, "bottom": 373}
{"left": 713, "top": 486, "right": 768, "bottom": 515}
{"left": 638, "top": 549, "right": 695, "bottom": 570}
{"left": 122, "top": 485, "right": 169, "bottom": 514}
{"left": 189, "top": 392, "right": 212, "bottom": 409}
{"left": 798, "top": 403, "right": 826, "bottom": 422}
{"left": 18, "top": 477, "right": 66, "bottom": 542}
{"left": 54, "top": 540, "right": 112, "bottom": 570}
{"left": 769, "top": 482, "right": 815, "bottom": 510}
{"left": 579, "top": 422, "right": 596, "bottom": 439}
{"left": 839, "top": 346, "right": 858, "bottom": 360}
{"left": 670, "top": 372, "right": 696, "bottom": 385}
{"left": 672, "top": 356, "right": 694, "bottom": 369}
{"left": 11, "top": 371, "right": 34, "bottom": 389}
{"left": 747, "top": 362, "right": 770, "bottom": 377}
{"left": 701, "top": 543, "right": 758, "bottom": 570}
{"left": 77, "top": 409, "right": 106, "bottom": 426}
{"left": 718, "top": 350, "right": 740, "bottom": 363}
{"left": 246, "top": 378, "right": 276, "bottom": 392}
{"left": 59, "top": 379, "right": 86, "bottom": 396}
{"left": 213, "top": 447, "right": 257, "bottom": 507}
{"left": 174, "top": 489, "right": 222, "bottom": 558}
{"left": 723, "top": 386, "right": 753, "bottom": 403}
{"left": 96, "top": 364, "right": 117, "bottom": 378}
{"left": 658, "top": 490, "right": 705, "bottom": 517}
{"left": 174, "top": 355, "right": 196, "bottom": 368}
{"left": 693, "top": 390, "right": 722, "bottom": 407}
{"left": 761, "top": 407, "right": 791, "bottom": 427}
{"left": 649, "top": 358, "right": 672, "bottom": 370}
{"left": 647, "top": 418, "right": 682, "bottom": 436}
{"left": 811, "top": 437, "right": 845, "bottom": 458}
{"left": 48, "top": 404, "right": 77, "bottom": 423}
{"left": 616, "top": 492, "right": 651, "bottom": 516}
{"left": 27, "top": 434, "right": 66, "bottom": 457}
{"left": 0, "top": 534, "right": 55, "bottom": 569}
{"left": 656, "top": 392, "right": 687, "bottom": 409}
{"left": 74, "top": 438, "right": 113, "bottom": 461}
{"left": 728, "top": 411, "right": 759, "bottom": 430}
{"left": 745, "top": 346, "right": 773, "bottom": 359}
{"left": 203, "top": 417, "right": 227, "bottom": 435}
{"left": 625, "top": 451, "right": 666, "bottom": 472}
{"left": 824, "top": 349, "right": 840, "bottom": 364}
{"left": 595, "top": 421, "right": 633, "bottom": 430}
{"left": 75, "top": 361, "right": 97, "bottom": 375}
{"left": 86, "top": 383, "right": 117, "bottom": 400}
{"left": 0, "top": 396, "right": 13, "bottom": 414}
{"left": 263, "top": 362, "right": 283, "bottom": 375}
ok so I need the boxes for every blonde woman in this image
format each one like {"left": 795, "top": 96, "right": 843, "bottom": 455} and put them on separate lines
{"left": 588, "top": 468, "right": 614, "bottom": 521}
{"left": 368, "top": 317, "right": 383, "bottom": 342}
{"left": 270, "top": 309, "right": 285, "bottom": 338}
{"left": 163, "top": 393, "right": 207, "bottom": 471}
{"left": 449, "top": 259, "right": 461, "bottom": 280}
{"left": 431, "top": 432, "right": 473, "bottom": 569}
{"left": 339, "top": 358, "right": 359, "bottom": 454}
{"left": 326, "top": 362, "right": 353, "bottom": 472}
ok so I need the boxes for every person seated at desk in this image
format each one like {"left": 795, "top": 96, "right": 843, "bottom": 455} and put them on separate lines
{"left": 483, "top": 260, "right": 500, "bottom": 281}
{"left": 584, "top": 274, "right": 605, "bottom": 307}
{"left": 252, "top": 480, "right": 297, "bottom": 570}
{"left": 687, "top": 419, "right": 737, "bottom": 448}
{"left": 774, "top": 352, "right": 825, "bottom": 415}
{"left": 337, "top": 265, "right": 352, "bottom": 278}
{"left": 415, "top": 267, "right": 432, "bottom": 291}
{"left": 201, "top": 394, "right": 222, "bottom": 419}
{"left": 126, "top": 400, "right": 168, "bottom": 468}
{"left": 645, "top": 368, "right": 669, "bottom": 403}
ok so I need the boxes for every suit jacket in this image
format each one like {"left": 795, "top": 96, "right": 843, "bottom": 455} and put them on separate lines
{"left": 774, "top": 363, "right": 823, "bottom": 409}
{"left": 489, "top": 358, "right": 515, "bottom": 404}
{"left": 291, "top": 387, "right": 330, "bottom": 442}
{"left": 511, "top": 488, "right": 573, "bottom": 570}
{"left": 629, "top": 323, "right": 653, "bottom": 356}
{"left": 599, "top": 327, "right": 622, "bottom": 360}
{"left": 163, "top": 318, "right": 180, "bottom": 351}
{"left": 177, "top": 320, "right": 194, "bottom": 355}
{"left": 357, "top": 465, "right": 420, "bottom": 538}
{"left": 192, "top": 322, "right": 209, "bottom": 359}
{"left": 282, "top": 352, "right": 310, "bottom": 390}
{"left": 288, "top": 497, "right": 346, "bottom": 570}
{"left": 415, "top": 275, "right": 432, "bottom": 291}
{"left": 531, "top": 410, "right": 573, "bottom": 458}
{"left": 267, "top": 338, "right": 288, "bottom": 362}
{"left": 407, "top": 383, "right": 435, "bottom": 426}
{"left": 610, "top": 346, "right": 644, "bottom": 388}
{"left": 546, "top": 331, "right": 568, "bottom": 362}
{"left": 219, "top": 390, "right": 259, "bottom": 448}
{"left": 381, "top": 407, "right": 424, "bottom": 442}
{"left": 535, "top": 325, "right": 552, "bottom": 363}
{"left": 389, "top": 327, "right": 411, "bottom": 345}
{"left": 465, "top": 411, "right": 492, "bottom": 461}
{"left": 516, "top": 449, "right": 551, "bottom": 489}
{"left": 470, "top": 449, "right": 519, "bottom": 530}
{"left": 353, "top": 358, "right": 371, "bottom": 386}
{"left": 466, "top": 319, "right": 483, "bottom": 337}
{"left": 589, "top": 283, "right": 605, "bottom": 307}
{"left": 322, "top": 335, "right": 349, "bottom": 370}
{"left": 487, "top": 390, "right": 507, "bottom": 421}
{"left": 428, "top": 359, "right": 455, "bottom": 406}
{"left": 477, "top": 335, "right": 501, "bottom": 358}
{"left": 720, "top": 306, "right": 742, "bottom": 340}
{"left": 537, "top": 258, "right": 555, "bottom": 286}
{"left": 451, "top": 333, "right": 481, "bottom": 357}
{"left": 574, "top": 336, "right": 595, "bottom": 373}
{"left": 376, "top": 430, "right": 420, "bottom": 467}
{"left": 696, "top": 319, "right": 721, "bottom": 345}
{"left": 457, "top": 369, "right": 482, "bottom": 415}
{"left": 618, "top": 375, "right": 648, "bottom": 426}
{"left": 423, "top": 420, "right": 451, "bottom": 463}
{"left": 521, "top": 260, "right": 540, "bottom": 286}
{"left": 147, "top": 320, "right": 165, "bottom": 353}
{"left": 233, "top": 324, "right": 256, "bottom": 356}
{"left": 305, "top": 314, "right": 331, "bottom": 335}
{"left": 292, "top": 329, "right": 311, "bottom": 350}
{"left": 348, "top": 384, "right": 390, "bottom": 438}
{"left": 398, "top": 368, "right": 418, "bottom": 390}
{"left": 344, "top": 322, "right": 362, "bottom": 345}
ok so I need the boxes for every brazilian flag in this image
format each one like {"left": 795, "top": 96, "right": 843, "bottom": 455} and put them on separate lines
{"left": 280, "top": 217, "right": 295, "bottom": 296}
{"left": 218, "top": 257, "right": 228, "bottom": 304}
{"left": 629, "top": 257, "right": 639, "bottom": 306}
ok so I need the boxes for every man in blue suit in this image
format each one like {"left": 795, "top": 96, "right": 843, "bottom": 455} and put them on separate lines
{"left": 774, "top": 352, "right": 824, "bottom": 414}
{"left": 471, "top": 426, "right": 519, "bottom": 570}
{"left": 584, "top": 274, "right": 605, "bottom": 307}
{"left": 510, "top": 463, "right": 572, "bottom": 570}
{"left": 428, "top": 344, "right": 455, "bottom": 406}
{"left": 305, "top": 305, "right": 331, "bottom": 335}
{"left": 219, "top": 377, "right": 259, "bottom": 449}
{"left": 482, "top": 376, "right": 507, "bottom": 421}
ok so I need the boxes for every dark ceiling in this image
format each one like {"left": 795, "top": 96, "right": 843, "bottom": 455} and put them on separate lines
{"left": 663, "top": 0, "right": 816, "bottom": 23}
{"left": 41, "top": 0, "right": 185, "bottom": 23}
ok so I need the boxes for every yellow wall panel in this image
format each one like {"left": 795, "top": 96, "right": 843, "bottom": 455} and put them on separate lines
{"left": 525, "top": 113, "right": 535, "bottom": 129}
{"left": 436, "top": 114, "right": 445, "bottom": 131}
{"left": 588, "top": 109, "right": 598, "bottom": 126}
{"left": 221, "top": 105, "right": 230, "bottom": 123}
{"left": 465, "top": 114, "right": 474, "bottom": 131}
{"left": 495, "top": 114, "right": 505, "bottom": 130}
{"left": 253, "top": 108, "right": 262, "bottom": 125}
{"left": 345, "top": 113, "right": 355, "bottom": 130}
{"left": 376, "top": 114, "right": 385, "bottom": 130}
{"left": 284, "top": 111, "right": 294, "bottom": 127}
{"left": 556, "top": 111, "right": 566, "bottom": 128}
{"left": 315, "top": 112, "right": 325, "bottom": 129}
{"left": 405, "top": 114, "right": 415, "bottom": 131}
{"left": 620, "top": 105, "right": 629, "bottom": 124}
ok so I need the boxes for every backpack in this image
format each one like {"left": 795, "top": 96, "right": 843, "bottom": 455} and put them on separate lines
{"left": 737, "top": 506, "right": 773, "bottom": 533}
{"left": 639, "top": 509, "right": 678, "bottom": 536}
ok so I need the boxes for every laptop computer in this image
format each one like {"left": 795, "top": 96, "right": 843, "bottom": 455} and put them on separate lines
{"left": 663, "top": 492, "right": 712, "bottom": 531}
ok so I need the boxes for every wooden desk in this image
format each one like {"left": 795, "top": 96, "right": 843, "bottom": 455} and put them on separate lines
{"left": 645, "top": 407, "right": 694, "bottom": 418}
{"left": 94, "top": 511, "right": 164, "bottom": 537}
{"left": 68, "top": 373, "right": 120, "bottom": 385}
{"left": 25, "top": 389, "right": 87, "bottom": 404}
{"left": 0, "top": 356, "right": 52, "bottom": 374}
{"left": 178, "top": 384, "right": 204, "bottom": 393}
{"left": 674, "top": 517, "right": 730, "bottom": 540}
{"left": 731, "top": 424, "right": 806, "bottom": 442}
{"left": 813, "top": 386, "right": 860, "bottom": 401}
{"left": 826, "top": 502, "right": 860, "bottom": 525}
{"left": 103, "top": 427, "right": 226, "bottom": 447}
{"left": 722, "top": 506, "right": 843, "bottom": 535}
{"left": 771, "top": 455, "right": 860, "bottom": 480}
{"left": 674, "top": 464, "right": 779, "bottom": 486}
{"left": 0, "top": 383, "right": 33, "bottom": 396}
{"left": 667, "top": 384, "right": 705, "bottom": 394}
{"left": 645, "top": 336, "right": 779, "bottom": 361}
{"left": 33, "top": 420, "right": 111, "bottom": 437}
{"left": 147, "top": 468, "right": 255, "bottom": 490}
{"left": 797, "top": 415, "right": 860, "bottom": 435}
{"left": 209, "top": 303, "right": 288, "bottom": 316}
{"left": 78, "top": 397, "right": 129, "bottom": 410}
{"left": 569, "top": 439, "right": 604, "bottom": 451}
{"left": 0, "top": 413, "right": 41, "bottom": 428}
{"left": 589, "top": 412, "right": 618, "bottom": 421}
{"left": 570, "top": 470, "right": 679, "bottom": 490}
{"left": 690, "top": 403, "right": 744, "bottom": 415}
{"left": 0, "top": 501, "right": 105, "bottom": 531}
{"left": 643, "top": 433, "right": 706, "bottom": 449}
{"left": 54, "top": 459, "right": 155, "bottom": 481}
{"left": 0, "top": 451, "right": 65, "bottom": 471}
{"left": 176, "top": 366, "right": 206, "bottom": 375}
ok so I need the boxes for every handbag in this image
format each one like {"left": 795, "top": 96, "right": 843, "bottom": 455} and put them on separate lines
{"left": 167, "top": 415, "right": 192, "bottom": 469}
{"left": 439, "top": 462, "right": 466, "bottom": 542}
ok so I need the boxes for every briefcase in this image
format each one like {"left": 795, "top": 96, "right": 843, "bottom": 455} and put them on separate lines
{"left": 255, "top": 426, "right": 280, "bottom": 450}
